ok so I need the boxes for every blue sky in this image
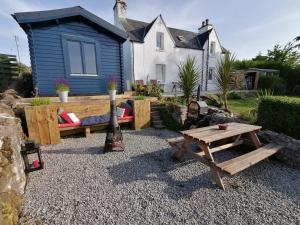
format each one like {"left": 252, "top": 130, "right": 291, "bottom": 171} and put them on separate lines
{"left": 1, "top": 0, "right": 299, "bottom": 66}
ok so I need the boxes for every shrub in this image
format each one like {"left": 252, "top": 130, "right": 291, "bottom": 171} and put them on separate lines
{"left": 30, "top": 97, "right": 51, "bottom": 106}
{"left": 227, "top": 91, "right": 242, "bottom": 99}
{"left": 292, "top": 85, "right": 300, "bottom": 96}
{"left": 257, "top": 96, "right": 300, "bottom": 139}
{"left": 159, "top": 108, "right": 183, "bottom": 131}
{"left": 135, "top": 95, "right": 145, "bottom": 100}
{"left": 258, "top": 76, "right": 286, "bottom": 94}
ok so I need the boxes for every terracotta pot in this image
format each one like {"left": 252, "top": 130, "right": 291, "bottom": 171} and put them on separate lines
{"left": 218, "top": 124, "right": 228, "bottom": 130}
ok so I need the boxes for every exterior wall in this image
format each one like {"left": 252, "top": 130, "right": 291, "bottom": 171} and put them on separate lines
{"left": 133, "top": 16, "right": 203, "bottom": 92}
{"left": 26, "top": 19, "right": 124, "bottom": 96}
{"left": 202, "top": 29, "right": 224, "bottom": 91}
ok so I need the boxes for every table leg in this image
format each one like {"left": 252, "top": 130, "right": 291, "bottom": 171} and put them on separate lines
{"left": 201, "top": 144, "right": 225, "bottom": 190}
{"left": 248, "top": 131, "right": 262, "bottom": 148}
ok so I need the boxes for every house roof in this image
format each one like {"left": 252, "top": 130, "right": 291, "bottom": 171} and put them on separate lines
{"left": 120, "top": 18, "right": 215, "bottom": 50}
{"left": 12, "top": 6, "right": 127, "bottom": 41}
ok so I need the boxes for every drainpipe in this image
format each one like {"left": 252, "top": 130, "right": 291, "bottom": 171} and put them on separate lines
{"left": 131, "top": 41, "right": 135, "bottom": 82}
{"left": 201, "top": 50, "right": 204, "bottom": 91}
{"left": 205, "top": 36, "right": 210, "bottom": 91}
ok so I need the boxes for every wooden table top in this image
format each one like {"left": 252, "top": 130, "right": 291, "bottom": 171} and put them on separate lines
{"left": 181, "top": 122, "right": 261, "bottom": 143}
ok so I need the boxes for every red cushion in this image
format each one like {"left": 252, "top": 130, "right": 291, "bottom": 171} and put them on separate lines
{"left": 118, "top": 116, "right": 134, "bottom": 121}
{"left": 122, "top": 107, "right": 130, "bottom": 117}
{"left": 60, "top": 112, "right": 73, "bottom": 124}
{"left": 58, "top": 122, "right": 81, "bottom": 128}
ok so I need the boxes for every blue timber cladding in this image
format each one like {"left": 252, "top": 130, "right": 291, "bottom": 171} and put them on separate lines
{"left": 13, "top": 7, "right": 127, "bottom": 96}
{"left": 25, "top": 19, "right": 124, "bottom": 96}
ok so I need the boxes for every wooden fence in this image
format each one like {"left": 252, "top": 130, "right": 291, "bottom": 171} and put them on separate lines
{"left": 25, "top": 99, "right": 151, "bottom": 145}
{"left": 0, "top": 54, "right": 18, "bottom": 91}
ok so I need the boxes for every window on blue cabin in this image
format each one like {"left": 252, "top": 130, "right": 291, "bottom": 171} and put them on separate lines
{"left": 67, "top": 40, "right": 97, "bottom": 76}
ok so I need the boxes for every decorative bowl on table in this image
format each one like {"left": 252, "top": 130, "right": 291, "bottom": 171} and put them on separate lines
{"left": 218, "top": 124, "right": 228, "bottom": 130}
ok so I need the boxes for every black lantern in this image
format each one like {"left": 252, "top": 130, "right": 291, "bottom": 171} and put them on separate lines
{"left": 21, "top": 140, "right": 44, "bottom": 173}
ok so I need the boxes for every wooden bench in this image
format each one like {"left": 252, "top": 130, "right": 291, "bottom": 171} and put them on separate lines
{"left": 25, "top": 99, "right": 151, "bottom": 145}
{"left": 59, "top": 117, "right": 134, "bottom": 138}
{"left": 167, "top": 123, "right": 284, "bottom": 190}
{"left": 216, "top": 143, "right": 282, "bottom": 175}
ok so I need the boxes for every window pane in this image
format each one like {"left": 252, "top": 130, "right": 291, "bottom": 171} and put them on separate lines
{"left": 156, "top": 32, "right": 164, "bottom": 49}
{"left": 210, "top": 42, "right": 216, "bottom": 54}
{"left": 83, "top": 43, "right": 97, "bottom": 74}
{"left": 68, "top": 41, "right": 83, "bottom": 74}
{"left": 209, "top": 68, "right": 214, "bottom": 80}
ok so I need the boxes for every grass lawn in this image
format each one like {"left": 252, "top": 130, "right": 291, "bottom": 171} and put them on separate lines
{"left": 227, "top": 97, "right": 258, "bottom": 123}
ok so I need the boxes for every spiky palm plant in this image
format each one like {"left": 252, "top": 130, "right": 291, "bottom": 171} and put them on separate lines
{"left": 216, "top": 52, "right": 236, "bottom": 111}
{"left": 178, "top": 56, "right": 200, "bottom": 104}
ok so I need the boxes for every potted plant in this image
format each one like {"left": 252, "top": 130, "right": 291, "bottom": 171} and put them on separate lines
{"left": 107, "top": 75, "right": 117, "bottom": 100}
{"left": 55, "top": 79, "right": 70, "bottom": 103}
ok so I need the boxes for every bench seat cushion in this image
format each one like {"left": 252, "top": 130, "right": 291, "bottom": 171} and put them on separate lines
{"left": 58, "top": 122, "right": 81, "bottom": 128}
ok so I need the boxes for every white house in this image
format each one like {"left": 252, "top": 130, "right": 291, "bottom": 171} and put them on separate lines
{"left": 113, "top": 0, "right": 227, "bottom": 92}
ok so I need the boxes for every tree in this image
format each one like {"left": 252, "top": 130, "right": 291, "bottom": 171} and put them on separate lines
{"left": 267, "top": 42, "right": 300, "bottom": 67}
{"left": 216, "top": 52, "right": 236, "bottom": 111}
{"left": 177, "top": 56, "right": 200, "bottom": 104}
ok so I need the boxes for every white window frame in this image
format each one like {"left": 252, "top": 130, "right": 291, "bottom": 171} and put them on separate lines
{"left": 62, "top": 34, "right": 101, "bottom": 78}
{"left": 156, "top": 64, "right": 166, "bottom": 83}
{"left": 210, "top": 41, "right": 216, "bottom": 54}
{"left": 208, "top": 67, "right": 214, "bottom": 80}
{"left": 156, "top": 32, "right": 164, "bottom": 50}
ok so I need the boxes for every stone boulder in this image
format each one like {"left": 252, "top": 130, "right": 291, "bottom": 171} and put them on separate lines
{"left": 0, "top": 89, "right": 21, "bottom": 108}
{"left": 0, "top": 97, "right": 26, "bottom": 225}
{"left": 258, "top": 130, "right": 300, "bottom": 169}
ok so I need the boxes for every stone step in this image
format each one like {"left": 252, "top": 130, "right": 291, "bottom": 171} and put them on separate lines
{"left": 153, "top": 124, "right": 166, "bottom": 129}
{"left": 151, "top": 115, "right": 161, "bottom": 120}
{"left": 152, "top": 119, "right": 163, "bottom": 124}
{"left": 151, "top": 105, "right": 163, "bottom": 110}
{"left": 151, "top": 111, "right": 160, "bottom": 116}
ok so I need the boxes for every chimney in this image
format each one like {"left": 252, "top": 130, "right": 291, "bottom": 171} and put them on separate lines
{"left": 198, "top": 18, "right": 213, "bottom": 34}
{"left": 114, "top": 0, "right": 127, "bottom": 27}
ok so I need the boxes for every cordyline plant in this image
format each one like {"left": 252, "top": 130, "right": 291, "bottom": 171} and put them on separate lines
{"left": 107, "top": 75, "right": 117, "bottom": 90}
{"left": 216, "top": 52, "right": 236, "bottom": 112}
{"left": 54, "top": 79, "right": 70, "bottom": 92}
{"left": 177, "top": 56, "right": 200, "bottom": 104}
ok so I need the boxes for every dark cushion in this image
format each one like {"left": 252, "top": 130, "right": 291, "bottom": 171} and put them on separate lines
{"left": 81, "top": 114, "right": 110, "bottom": 126}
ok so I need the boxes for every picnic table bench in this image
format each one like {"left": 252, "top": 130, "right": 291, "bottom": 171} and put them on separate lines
{"left": 168, "top": 122, "right": 283, "bottom": 190}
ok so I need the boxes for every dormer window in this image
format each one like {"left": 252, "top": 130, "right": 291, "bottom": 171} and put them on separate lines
{"left": 177, "top": 36, "right": 185, "bottom": 42}
{"left": 210, "top": 41, "right": 216, "bottom": 54}
{"left": 156, "top": 32, "right": 164, "bottom": 50}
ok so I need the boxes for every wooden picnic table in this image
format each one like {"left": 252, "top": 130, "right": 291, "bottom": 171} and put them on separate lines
{"left": 168, "top": 122, "right": 282, "bottom": 190}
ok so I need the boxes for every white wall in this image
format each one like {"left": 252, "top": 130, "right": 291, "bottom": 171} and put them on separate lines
{"left": 202, "top": 29, "right": 224, "bottom": 91}
{"left": 133, "top": 16, "right": 203, "bottom": 92}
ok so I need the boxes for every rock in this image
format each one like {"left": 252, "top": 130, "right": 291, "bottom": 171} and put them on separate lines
{"left": 0, "top": 89, "right": 22, "bottom": 108}
{"left": 258, "top": 130, "right": 300, "bottom": 169}
{"left": 0, "top": 191, "right": 22, "bottom": 225}
{"left": 0, "top": 97, "right": 26, "bottom": 225}
{"left": 167, "top": 104, "right": 187, "bottom": 125}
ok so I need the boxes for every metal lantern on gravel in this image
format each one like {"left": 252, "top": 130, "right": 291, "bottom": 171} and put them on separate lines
{"left": 21, "top": 140, "right": 44, "bottom": 173}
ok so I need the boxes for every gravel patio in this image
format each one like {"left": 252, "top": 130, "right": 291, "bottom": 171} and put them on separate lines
{"left": 20, "top": 128, "right": 300, "bottom": 225}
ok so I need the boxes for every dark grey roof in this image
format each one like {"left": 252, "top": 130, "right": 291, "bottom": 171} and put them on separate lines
{"left": 12, "top": 6, "right": 127, "bottom": 41}
{"left": 120, "top": 18, "right": 214, "bottom": 50}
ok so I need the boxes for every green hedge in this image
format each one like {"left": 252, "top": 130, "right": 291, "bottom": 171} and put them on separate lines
{"left": 257, "top": 96, "right": 300, "bottom": 139}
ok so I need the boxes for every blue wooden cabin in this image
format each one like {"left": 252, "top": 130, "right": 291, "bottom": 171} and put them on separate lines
{"left": 13, "top": 6, "right": 127, "bottom": 96}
